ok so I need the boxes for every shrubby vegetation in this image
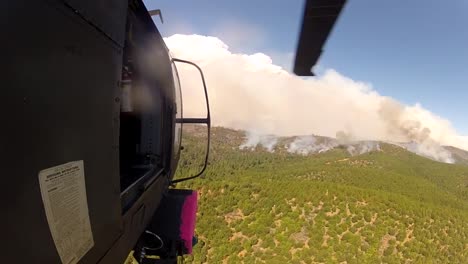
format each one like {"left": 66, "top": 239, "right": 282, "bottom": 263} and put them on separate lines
{"left": 175, "top": 126, "right": 468, "bottom": 263}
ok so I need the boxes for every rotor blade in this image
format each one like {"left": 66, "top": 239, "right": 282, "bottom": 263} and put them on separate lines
{"left": 294, "top": 0, "right": 347, "bottom": 76}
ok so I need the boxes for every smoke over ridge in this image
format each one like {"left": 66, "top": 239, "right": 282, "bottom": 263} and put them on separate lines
{"left": 164, "top": 34, "right": 467, "bottom": 163}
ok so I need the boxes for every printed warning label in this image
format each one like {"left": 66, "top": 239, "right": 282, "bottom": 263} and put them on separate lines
{"left": 39, "top": 160, "right": 94, "bottom": 264}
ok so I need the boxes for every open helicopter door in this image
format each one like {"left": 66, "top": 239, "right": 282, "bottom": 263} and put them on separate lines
{"left": 130, "top": 57, "right": 212, "bottom": 263}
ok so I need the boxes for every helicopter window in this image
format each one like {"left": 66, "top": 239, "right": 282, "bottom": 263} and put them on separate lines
{"left": 172, "top": 62, "right": 183, "bottom": 160}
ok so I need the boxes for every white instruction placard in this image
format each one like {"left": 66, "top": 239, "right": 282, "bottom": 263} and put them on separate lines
{"left": 39, "top": 160, "right": 94, "bottom": 264}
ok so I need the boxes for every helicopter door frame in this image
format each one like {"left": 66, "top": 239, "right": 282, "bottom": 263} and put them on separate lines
{"left": 171, "top": 58, "right": 211, "bottom": 184}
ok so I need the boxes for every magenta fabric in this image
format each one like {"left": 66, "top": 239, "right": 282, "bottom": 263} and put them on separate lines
{"left": 180, "top": 191, "right": 198, "bottom": 254}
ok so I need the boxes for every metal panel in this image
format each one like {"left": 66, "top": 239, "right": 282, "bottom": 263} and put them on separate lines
{"left": 99, "top": 176, "right": 168, "bottom": 264}
{"left": 63, "top": 0, "right": 128, "bottom": 46}
{"left": 1, "top": 1, "right": 124, "bottom": 263}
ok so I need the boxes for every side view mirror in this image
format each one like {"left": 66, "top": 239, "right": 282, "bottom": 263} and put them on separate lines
{"left": 171, "top": 58, "right": 211, "bottom": 184}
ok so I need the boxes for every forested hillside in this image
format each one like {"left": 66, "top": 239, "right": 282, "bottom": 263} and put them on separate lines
{"left": 175, "top": 126, "right": 468, "bottom": 263}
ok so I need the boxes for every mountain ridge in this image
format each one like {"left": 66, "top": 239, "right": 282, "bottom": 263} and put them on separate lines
{"left": 202, "top": 125, "right": 468, "bottom": 164}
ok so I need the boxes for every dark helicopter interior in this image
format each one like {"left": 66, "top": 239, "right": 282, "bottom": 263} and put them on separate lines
{"left": 119, "top": 1, "right": 173, "bottom": 213}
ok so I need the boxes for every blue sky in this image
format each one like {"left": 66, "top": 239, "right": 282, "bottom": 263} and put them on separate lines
{"left": 144, "top": 0, "right": 468, "bottom": 134}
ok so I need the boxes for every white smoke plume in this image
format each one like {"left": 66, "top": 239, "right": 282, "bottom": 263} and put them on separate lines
{"left": 238, "top": 132, "right": 382, "bottom": 156}
{"left": 346, "top": 141, "right": 381, "bottom": 156}
{"left": 239, "top": 132, "right": 277, "bottom": 152}
{"left": 287, "top": 136, "right": 337, "bottom": 155}
{"left": 284, "top": 135, "right": 381, "bottom": 156}
{"left": 397, "top": 142, "right": 454, "bottom": 163}
{"left": 164, "top": 34, "right": 468, "bottom": 163}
